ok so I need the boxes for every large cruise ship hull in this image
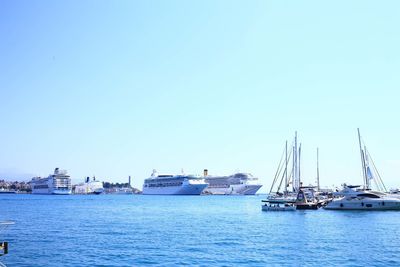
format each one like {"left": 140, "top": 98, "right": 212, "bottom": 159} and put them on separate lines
{"left": 52, "top": 189, "right": 72, "bottom": 195}
{"left": 142, "top": 183, "right": 208, "bottom": 195}
{"left": 204, "top": 184, "right": 262, "bottom": 195}
{"left": 32, "top": 188, "right": 72, "bottom": 195}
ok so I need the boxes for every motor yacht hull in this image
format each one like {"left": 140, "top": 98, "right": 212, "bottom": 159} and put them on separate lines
{"left": 325, "top": 198, "right": 400, "bottom": 210}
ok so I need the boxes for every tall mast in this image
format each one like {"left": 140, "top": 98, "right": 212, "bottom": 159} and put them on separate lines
{"left": 292, "top": 145, "right": 295, "bottom": 192}
{"left": 316, "top": 148, "right": 320, "bottom": 192}
{"left": 298, "top": 143, "right": 301, "bottom": 189}
{"left": 364, "top": 145, "right": 371, "bottom": 190}
{"left": 358, "top": 128, "right": 368, "bottom": 189}
{"left": 285, "top": 140, "right": 288, "bottom": 195}
{"left": 293, "top": 132, "right": 298, "bottom": 192}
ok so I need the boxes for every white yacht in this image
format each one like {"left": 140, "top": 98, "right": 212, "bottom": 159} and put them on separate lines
{"left": 30, "top": 168, "right": 72, "bottom": 195}
{"left": 203, "top": 170, "right": 262, "bottom": 195}
{"left": 74, "top": 177, "right": 104, "bottom": 194}
{"left": 325, "top": 184, "right": 400, "bottom": 210}
{"left": 142, "top": 170, "right": 208, "bottom": 195}
{"left": 325, "top": 129, "right": 400, "bottom": 210}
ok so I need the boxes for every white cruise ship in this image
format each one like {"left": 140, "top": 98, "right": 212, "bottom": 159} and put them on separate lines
{"left": 30, "top": 168, "right": 72, "bottom": 195}
{"left": 74, "top": 177, "right": 104, "bottom": 194}
{"left": 202, "top": 170, "right": 262, "bottom": 195}
{"left": 142, "top": 170, "right": 208, "bottom": 195}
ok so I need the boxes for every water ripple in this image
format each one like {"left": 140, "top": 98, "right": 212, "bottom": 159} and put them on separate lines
{"left": 0, "top": 194, "right": 399, "bottom": 266}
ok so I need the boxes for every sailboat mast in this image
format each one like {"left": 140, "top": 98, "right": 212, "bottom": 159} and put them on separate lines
{"left": 298, "top": 143, "right": 301, "bottom": 189}
{"left": 292, "top": 145, "right": 295, "bottom": 192}
{"left": 317, "top": 147, "right": 320, "bottom": 192}
{"left": 358, "top": 128, "right": 368, "bottom": 189}
{"left": 285, "top": 140, "right": 288, "bottom": 195}
{"left": 364, "top": 145, "right": 371, "bottom": 190}
{"left": 293, "top": 132, "right": 298, "bottom": 192}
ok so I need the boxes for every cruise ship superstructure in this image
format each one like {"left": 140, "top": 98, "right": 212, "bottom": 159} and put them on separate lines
{"left": 142, "top": 170, "right": 208, "bottom": 195}
{"left": 74, "top": 176, "right": 104, "bottom": 194}
{"left": 30, "top": 168, "right": 72, "bottom": 195}
{"left": 203, "top": 170, "right": 262, "bottom": 195}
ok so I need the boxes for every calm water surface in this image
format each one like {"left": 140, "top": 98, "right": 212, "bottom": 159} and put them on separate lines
{"left": 0, "top": 194, "right": 399, "bottom": 266}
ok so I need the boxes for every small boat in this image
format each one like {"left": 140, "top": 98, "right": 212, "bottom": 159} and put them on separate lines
{"left": 262, "top": 199, "right": 296, "bottom": 211}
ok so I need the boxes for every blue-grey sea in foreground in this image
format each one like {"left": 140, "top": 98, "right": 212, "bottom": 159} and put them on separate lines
{"left": 1, "top": 194, "right": 400, "bottom": 266}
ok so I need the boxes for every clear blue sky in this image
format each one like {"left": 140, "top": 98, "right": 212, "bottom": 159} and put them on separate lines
{"left": 1, "top": 0, "right": 400, "bottom": 191}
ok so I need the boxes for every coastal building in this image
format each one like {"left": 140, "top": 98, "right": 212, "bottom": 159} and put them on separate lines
{"left": 0, "top": 180, "right": 30, "bottom": 193}
{"left": 103, "top": 176, "right": 141, "bottom": 194}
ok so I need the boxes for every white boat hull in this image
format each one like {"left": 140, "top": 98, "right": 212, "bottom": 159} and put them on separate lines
{"left": 142, "top": 183, "right": 208, "bottom": 195}
{"left": 204, "top": 184, "right": 262, "bottom": 195}
{"left": 325, "top": 198, "right": 400, "bottom": 210}
{"left": 32, "top": 188, "right": 72, "bottom": 195}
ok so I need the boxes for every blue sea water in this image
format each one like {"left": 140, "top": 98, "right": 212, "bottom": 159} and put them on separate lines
{"left": 0, "top": 194, "right": 400, "bottom": 266}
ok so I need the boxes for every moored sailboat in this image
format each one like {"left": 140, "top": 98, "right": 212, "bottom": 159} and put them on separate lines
{"left": 263, "top": 132, "right": 321, "bottom": 210}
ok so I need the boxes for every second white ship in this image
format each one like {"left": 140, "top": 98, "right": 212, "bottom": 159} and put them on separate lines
{"left": 74, "top": 176, "right": 104, "bottom": 195}
{"left": 142, "top": 170, "right": 208, "bottom": 195}
{"left": 202, "top": 170, "right": 262, "bottom": 195}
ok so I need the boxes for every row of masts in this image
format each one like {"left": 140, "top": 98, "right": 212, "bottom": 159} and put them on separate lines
{"left": 271, "top": 129, "right": 386, "bottom": 196}
{"left": 267, "top": 131, "right": 324, "bottom": 210}
{"left": 279, "top": 131, "right": 318, "bottom": 196}
{"left": 264, "top": 129, "right": 394, "bottom": 212}
{"left": 272, "top": 131, "right": 304, "bottom": 196}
